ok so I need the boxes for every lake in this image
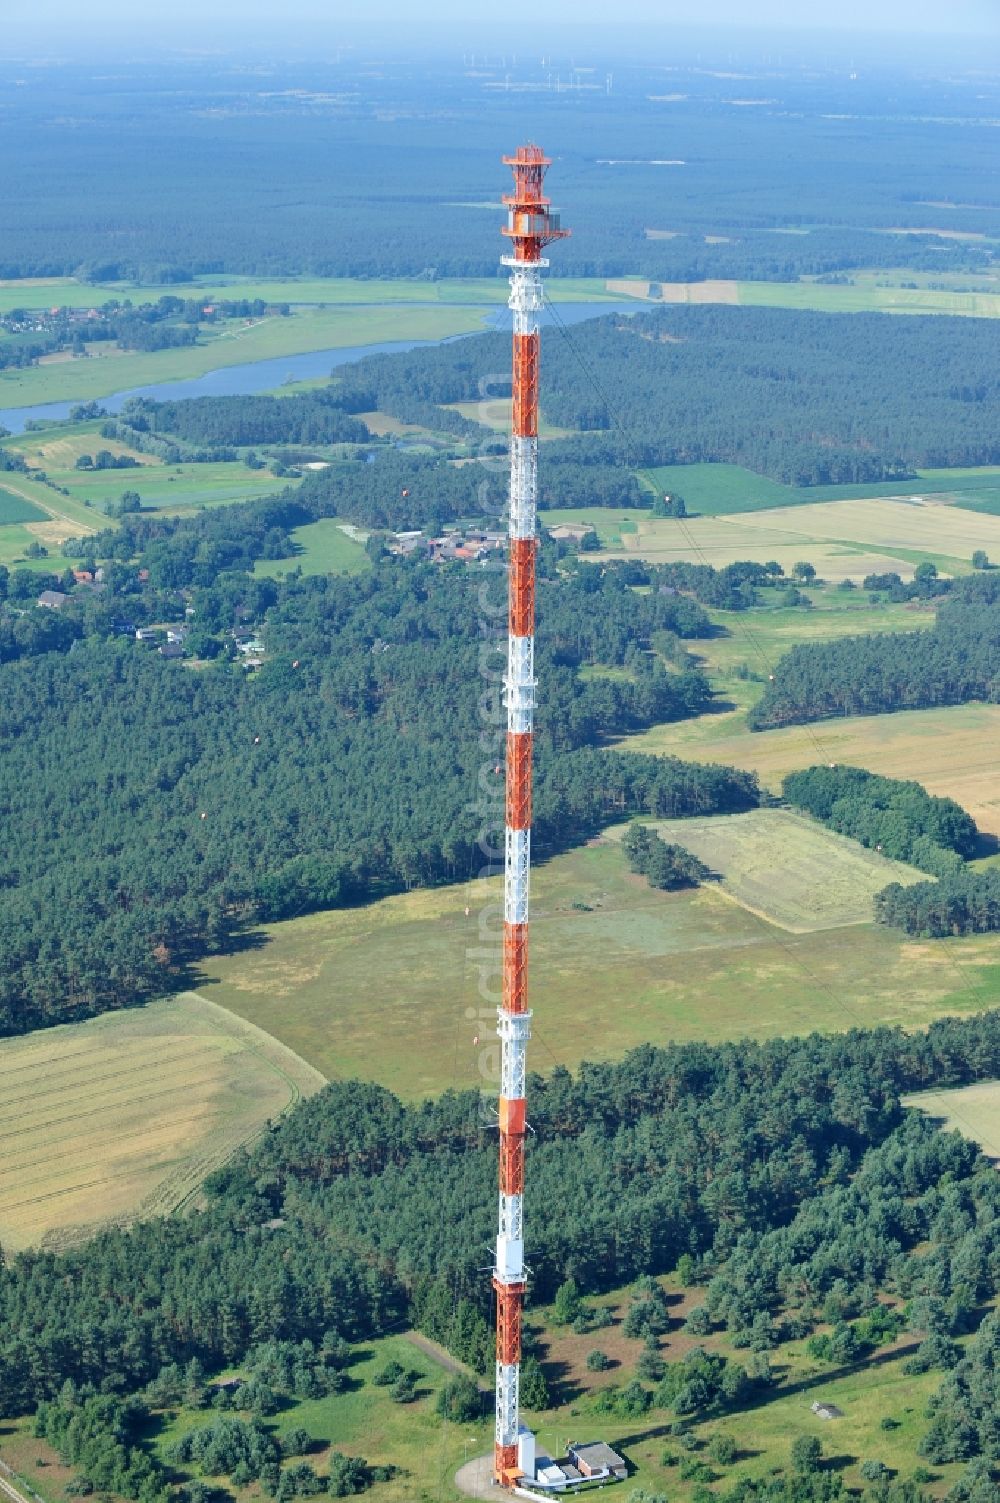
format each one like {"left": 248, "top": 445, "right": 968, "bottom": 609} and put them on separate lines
{"left": 0, "top": 301, "right": 633, "bottom": 434}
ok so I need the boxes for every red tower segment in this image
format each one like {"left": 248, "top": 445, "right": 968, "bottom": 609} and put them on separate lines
{"left": 493, "top": 144, "right": 569, "bottom": 1490}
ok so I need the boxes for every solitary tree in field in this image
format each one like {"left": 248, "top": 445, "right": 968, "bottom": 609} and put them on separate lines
{"left": 553, "top": 1277, "right": 582, "bottom": 1326}
{"left": 791, "top": 1435, "right": 822, "bottom": 1475}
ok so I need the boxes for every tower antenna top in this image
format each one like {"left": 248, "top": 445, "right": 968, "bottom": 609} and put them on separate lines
{"left": 501, "top": 142, "right": 570, "bottom": 264}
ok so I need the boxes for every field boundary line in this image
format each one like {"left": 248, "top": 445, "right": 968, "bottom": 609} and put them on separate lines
{"left": 166, "top": 991, "right": 327, "bottom": 1213}
{"left": 0, "top": 478, "right": 99, "bottom": 535}
{"left": 0, "top": 1458, "right": 42, "bottom": 1503}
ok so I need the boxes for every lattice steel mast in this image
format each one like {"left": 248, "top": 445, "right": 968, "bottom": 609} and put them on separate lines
{"left": 493, "top": 143, "right": 569, "bottom": 1491}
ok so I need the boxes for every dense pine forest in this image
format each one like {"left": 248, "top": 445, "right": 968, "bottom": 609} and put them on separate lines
{"left": 3, "top": 55, "right": 999, "bottom": 283}
{"left": 86, "top": 305, "right": 1000, "bottom": 499}
{"left": 0, "top": 554, "right": 758, "bottom": 1034}
{"left": 749, "top": 574, "right": 1000, "bottom": 729}
{"left": 5, "top": 1017, "right": 1000, "bottom": 1496}
{"left": 332, "top": 307, "right": 1000, "bottom": 484}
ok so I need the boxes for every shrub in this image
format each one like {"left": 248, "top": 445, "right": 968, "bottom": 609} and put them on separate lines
{"left": 371, "top": 1361, "right": 404, "bottom": 1388}
{"left": 435, "top": 1375, "right": 481, "bottom": 1424}
{"left": 708, "top": 1433, "right": 737, "bottom": 1465}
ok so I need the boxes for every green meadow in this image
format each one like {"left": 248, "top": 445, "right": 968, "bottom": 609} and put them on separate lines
{"left": 253, "top": 520, "right": 371, "bottom": 578}
{"left": 638, "top": 462, "right": 1000, "bottom": 517}
{"left": 194, "top": 835, "right": 1000, "bottom": 1099}
{"left": 51, "top": 461, "right": 294, "bottom": 516}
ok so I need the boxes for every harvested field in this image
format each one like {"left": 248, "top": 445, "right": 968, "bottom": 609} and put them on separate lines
{"left": 9, "top": 431, "right": 155, "bottom": 469}
{"left": 657, "top": 279, "right": 740, "bottom": 302}
{"left": 622, "top": 703, "right": 1000, "bottom": 841}
{"left": 615, "top": 808, "right": 925, "bottom": 931}
{"left": 0, "top": 993, "right": 324, "bottom": 1252}
{"left": 732, "top": 494, "right": 1000, "bottom": 560}
{"left": 601, "top": 494, "right": 1000, "bottom": 577}
{"left": 26, "top": 518, "right": 92, "bottom": 547}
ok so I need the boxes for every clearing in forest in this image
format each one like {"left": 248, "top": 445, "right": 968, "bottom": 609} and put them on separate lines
{"left": 609, "top": 808, "right": 925, "bottom": 932}
{"left": 906, "top": 1079, "right": 1000, "bottom": 1161}
{"left": 253, "top": 519, "right": 371, "bottom": 576}
{"left": 0, "top": 992, "right": 324, "bottom": 1252}
{"left": 199, "top": 839, "right": 1000, "bottom": 1098}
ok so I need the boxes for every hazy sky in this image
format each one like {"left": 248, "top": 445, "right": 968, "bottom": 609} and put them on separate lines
{"left": 3, "top": 0, "right": 998, "bottom": 44}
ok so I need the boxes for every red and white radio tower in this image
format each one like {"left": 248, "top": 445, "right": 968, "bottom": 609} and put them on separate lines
{"left": 493, "top": 144, "right": 569, "bottom": 1490}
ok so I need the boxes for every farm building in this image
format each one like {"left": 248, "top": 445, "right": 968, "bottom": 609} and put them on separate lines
{"left": 37, "top": 590, "right": 68, "bottom": 610}
{"left": 811, "top": 1401, "right": 844, "bottom": 1421}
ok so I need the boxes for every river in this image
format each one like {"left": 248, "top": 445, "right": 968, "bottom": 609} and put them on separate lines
{"left": 0, "top": 301, "right": 633, "bottom": 434}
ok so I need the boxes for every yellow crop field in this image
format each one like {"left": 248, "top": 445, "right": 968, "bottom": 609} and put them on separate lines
{"left": 0, "top": 993, "right": 324, "bottom": 1252}
{"left": 603, "top": 494, "right": 1000, "bottom": 577}
{"left": 733, "top": 495, "right": 1000, "bottom": 557}
{"left": 622, "top": 702, "right": 1000, "bottom": 840}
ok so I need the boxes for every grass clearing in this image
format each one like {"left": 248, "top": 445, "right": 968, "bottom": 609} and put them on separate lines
{"left": 617, "top": 808, "right": 925, "bottom": 931}
{"left": 446, "top": 398, "right": 573, "bottom": 438}
{"left": 529, "top": 1276, "right": 967, "bottom": 1502}
{"left": 0, "top": 522, "right": 60, "bottom": 567}
{"left": 253, "top": 519, "right": 371, "bottom": 577}
{"left": 906, "top": 1079, "right": 1000, "bottom": 1161}
{"left": 197, "top": 839, "right": 1000, "bottom": 1097}
{"left": 1, "top": 1331, "right": 490, "bottom": 1503}
{"left": 0, "top": 993, "right": 324, "bottom": 1253}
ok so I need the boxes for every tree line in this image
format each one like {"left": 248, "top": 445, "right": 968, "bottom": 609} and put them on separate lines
{"left": 749, "top": 573, "right": 1000, "bottom": 729}
{"left": 782, "top": 765, "right": 979, "bottom": 876}
{"left": 874, "top": 868, "right": 1000, "bottom": 939}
